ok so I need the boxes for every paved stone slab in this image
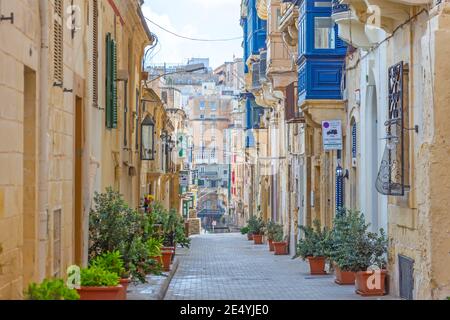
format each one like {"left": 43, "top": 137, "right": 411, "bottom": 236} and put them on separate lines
{"left": 164, "top": 233, "right": 393, "bottom": 300}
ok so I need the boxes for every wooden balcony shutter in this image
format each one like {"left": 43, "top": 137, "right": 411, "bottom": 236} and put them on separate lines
{"left": 54, "top": 0, "right": 64, "bottom": 84}
{"left": 93, "top": 0, "right": 99, "bottom": 107}
{"left": 105, "top": 33, "right": 117, "bottom": 128}
{"left": 285, "top": 82, "right": 296, "bottom": 121}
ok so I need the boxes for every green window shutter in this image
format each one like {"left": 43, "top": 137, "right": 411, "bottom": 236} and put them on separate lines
{"left": 105, "top": 33, "right": 117, "bottom": 129}
{"left": 112, "top": 40, "right": 118, "bottom": 128}
{"left": 105, "top": 33, "right": 112, "bottom": 128}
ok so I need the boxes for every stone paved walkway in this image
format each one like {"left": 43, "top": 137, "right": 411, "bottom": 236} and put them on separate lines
{"left": 165, "top": 233, "right": 392, "bottom": 300}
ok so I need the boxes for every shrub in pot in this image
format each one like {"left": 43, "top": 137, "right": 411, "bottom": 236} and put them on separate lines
{"left": 294, "top": 220, "right": 331, "bottom": 275}
{"left": 240, "top": 226, "right": 250, "bottom": 240}
{"left": 270, "top": 223, "right": 287, "bottom": 255}
{"left": 77, "top": 266, "right": 122, "bottom": 300}
{"left": 330, "top": 209, "right": 388, "bottom": 295}
{"left": 249, "top": 216, "right": 266, "bottom": 244}
{"left": 89, "top": 188, "right": 149, "bottom": 284}
{"left": 328, "top": 209, "right": 362, "bottom": 285}
{"left": 91, "top": 251, "right": 129, "bottom": 299}
{"left": 353, "top": 229, "right": 388, "bottom": 296}
{"left": 25, "top": 279, "right": 80, "bottom": 300}
{"left": 265, "top": 221, "right": 277, "bottom": 251}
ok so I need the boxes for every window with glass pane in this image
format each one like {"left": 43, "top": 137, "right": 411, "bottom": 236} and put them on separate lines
{"left": 314, "top": 17, "right": 335, "bottom": 49}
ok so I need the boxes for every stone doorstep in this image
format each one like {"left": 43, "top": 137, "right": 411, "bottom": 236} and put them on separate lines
{"left": 126, "top": 257, "right": 180, "bottom": 300}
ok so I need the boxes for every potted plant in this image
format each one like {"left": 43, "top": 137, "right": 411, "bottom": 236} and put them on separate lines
{"left": 25, "top": 279, "right": 80, "bottom": 300}
{"left": 248, "top": 216, "right": 265, "bottom": 245}
{"left": 89, "top": 188, "right": 147, "bottom": 284}
{"left": 294, "top": 220, "right": 331, "bottom": 275}
{"left": 246, "top": 216, "right": 259, "bottom": 241}
{"left": 90, "top": 251, "right": 130, "bottom": 299}
{"left": 77, "top": 266, "right": 122, "bottom": 300}
{"left": 329, "top": 209, "right": 388, "bottom": 295}
{"left": 265, "top": 221, "right": 276, "bottom": 251}
{"left": 240, "top": 226, "right": 250, "bottom": 240}
{"left": 329, "top": 209, "right": 364, "bottom": 285}
{"left": 353, "top": 229, "right": 388, "bottom": 296}
{"left": 272, "top": 225, "right": 288, "bottom": 255}
{"left": 146, "top": 237, "right": 163, "bottom": 267}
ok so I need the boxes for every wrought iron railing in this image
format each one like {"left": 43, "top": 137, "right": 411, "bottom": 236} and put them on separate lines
{"left": 332, "top": 0, "right": 349, "bottom": 15}
{"left": 376, "top": 62, "right": 409, "bottom": 196}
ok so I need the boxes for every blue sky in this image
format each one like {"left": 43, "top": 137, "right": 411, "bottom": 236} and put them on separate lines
{"left": 141, "top": 0, "right": 243, "bottom": 69}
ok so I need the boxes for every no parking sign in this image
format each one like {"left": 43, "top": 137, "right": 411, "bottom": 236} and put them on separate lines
{"left": 322, "top": 120, "right": 343, "bottom": 151}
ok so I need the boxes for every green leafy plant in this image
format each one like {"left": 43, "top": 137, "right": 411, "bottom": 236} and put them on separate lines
{"left": 273, "top": 225, "right": 285, "bottom": 242}
{"left": 80, "top": 266, "right": 120, "bottom": 287}
{"left": 89, "top": 188, "right": 162, "bottom": 284}
{"left": 152, "top": 205, "right": 190, "bottom": 248}
{"left": 266, "top": 221, "right": 284, "bottom": 242}
{"left": 330, "top": 208, "right": 388, "bottom": 272}
{"left": 145, "top": 237, "right": 163, "bottom": 257}
{"left": 25, "top": 279, "right": 79, "bottom": 300}
{"left": 91, "top": 251, "right": 127, "bottom": 279}
{"left": 294, "top": 220, "right": 331, "bottom": 260}
{"left": 247, "top": 216, "right": 265, "bottom": 235}
{"left": 240, "top": 226, "right": 249, "bottom": 235}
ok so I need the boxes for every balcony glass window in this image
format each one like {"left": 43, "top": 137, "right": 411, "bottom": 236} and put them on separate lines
{"left": 314, "top": 17, "right": 335, "bottom": 49}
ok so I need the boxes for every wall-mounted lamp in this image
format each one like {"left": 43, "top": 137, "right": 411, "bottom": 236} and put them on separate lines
{"left": 141, "top": 116, "right": 155, "bottom": 161}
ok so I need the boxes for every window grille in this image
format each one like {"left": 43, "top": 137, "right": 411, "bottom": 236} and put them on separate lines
{"left": 376, "top": 62, "right": 409, "bottom": 196}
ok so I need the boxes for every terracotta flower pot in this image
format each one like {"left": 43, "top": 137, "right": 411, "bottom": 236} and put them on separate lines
{"left": 334, "top": 266, "right": 356, "bottom": 285}
{"left": 119, "top": 278, "right": 131, "bottom": 299}
{"left": 161, "top": 250, "right": 173, "bottom": 272}
{"left": 307, "top": 256, "right": 327, "bottom": 275}
{"left": 355, "top": 270, "right": 387, "bottom": 296}
{"left": 268, "top": 239, "right": 274, "bottom": 251}
{"left": 247, "top": 233, "right": 254, "bottom": 241}
{"left": 77, "top": 285, "right": 123, "bottom": 300}
{"left": 273, "top": 241, "right": 288, "bottom": 255}
{"left": 151, "top": 255, "right": 162, "bottom": 265}
{"left": 253, "top": 234, "right": 263, "bottom": 245}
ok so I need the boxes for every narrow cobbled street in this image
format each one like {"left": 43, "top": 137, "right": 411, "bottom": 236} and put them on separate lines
{"left": 165, "top": 233, "right": 390, "bottom": 300}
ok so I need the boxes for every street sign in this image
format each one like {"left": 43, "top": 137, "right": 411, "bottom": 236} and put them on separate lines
{"left": 180, "top": 172, "right": 189, "bottom": 187}
{"left": 322, "top": 120, "right": 343, "bottom": 151}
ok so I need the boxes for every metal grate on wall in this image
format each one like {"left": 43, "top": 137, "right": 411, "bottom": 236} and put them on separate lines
{"left": 376, "top": 62, "right": 409, "bottom": 196}
{"left": 398, "top": 254, "right": 414, "bottom": 300}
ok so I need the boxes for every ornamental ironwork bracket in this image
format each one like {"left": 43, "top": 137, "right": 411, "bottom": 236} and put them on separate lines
{"left": 376, "top": 61, "right": 411, "bottom": 196}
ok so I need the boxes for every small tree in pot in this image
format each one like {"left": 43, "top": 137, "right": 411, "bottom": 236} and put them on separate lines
{"left": 329, "top": 208, "right": 363, "bottom": 285}
{"left": 294, "top": 220, "right": 331, "bottom": 275}
{"left": 246, "top": 216, "right": 259, "bottom": 241}
{"left": 249, "top": 216, "right": 266, "bottom": 245}
{"left": 272, "top": 225, "right": 288, "bottom": 255}
{"left": 330, "top": 208, "right": 388, "bottom": 295}
{"left": 265, "top": 221, "right": 277, "bottom": 251}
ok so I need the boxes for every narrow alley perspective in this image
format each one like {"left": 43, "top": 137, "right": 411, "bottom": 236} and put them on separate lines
{"left": 164, "top": 233, "right": 389, "bottom": 300}
{"left": 1, "top": 0, "right": 450, "bottom": 312}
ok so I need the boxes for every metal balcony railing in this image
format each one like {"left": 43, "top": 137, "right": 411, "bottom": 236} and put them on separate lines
{"left": 332, "top": 0, "right": 350, "bottom": 15}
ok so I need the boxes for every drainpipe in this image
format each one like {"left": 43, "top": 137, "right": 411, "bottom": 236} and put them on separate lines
{"left": 38, "top": 0, "right": 49, "bottom": 281}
